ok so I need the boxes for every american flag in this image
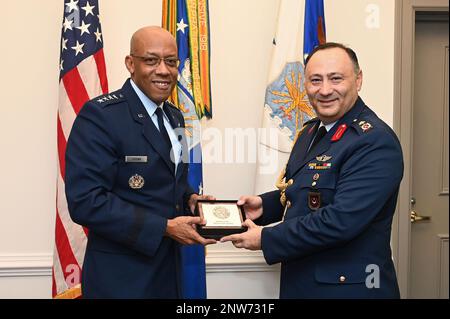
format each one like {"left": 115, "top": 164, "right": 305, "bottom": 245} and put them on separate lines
{"left": 53, "top": 0, "right": 108, "bottom": 298}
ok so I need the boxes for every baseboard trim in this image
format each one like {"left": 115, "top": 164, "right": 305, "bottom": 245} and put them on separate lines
{"left": 0, "top": 254, "right": 53, "bottom": 277}
{"left": 206, "top": 250, "right": 280, "bottom": 273}
{"left": 0, "top": 250, "right": 279, "bottom": 277}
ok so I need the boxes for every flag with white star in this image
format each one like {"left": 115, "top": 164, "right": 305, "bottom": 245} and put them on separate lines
{"left": 54, "top": 0, "right": 108, "bottom": 298}
{"left": 163, "top": 0, "right": 212, "bottom": 119}
{"left": 162, "top": 0, "right": 211, "bottom": 299}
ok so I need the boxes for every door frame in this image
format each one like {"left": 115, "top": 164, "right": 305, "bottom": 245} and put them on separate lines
{"left": 393, "top": 0, "right": 449, "bottom": 298}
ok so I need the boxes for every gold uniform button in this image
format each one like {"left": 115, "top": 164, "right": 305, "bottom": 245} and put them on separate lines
{"left": 313, "top": 173, "right": 320, "bottom": 181}
{"left": 288, "top": 179, "right": 294, "bottom": 186}
{"left": 312, "top": 181, "right": 317, "bottom": 187}
{"left": 339, "top": 276, "right": 346, "bottom": 283}
{"left": 286, "top": 200, "right": 292, "bottom": 208}
{"left": 175, "top": 204, "right": 180, "bottom": 211}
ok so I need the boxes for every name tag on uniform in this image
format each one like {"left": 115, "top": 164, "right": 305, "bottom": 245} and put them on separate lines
{"left": 125, "top": 156, "right": 148, "bottom": 163}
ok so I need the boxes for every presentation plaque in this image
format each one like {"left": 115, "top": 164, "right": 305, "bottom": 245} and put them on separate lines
{"left": 195, "top": 200, "right": 247, "bottom": 239}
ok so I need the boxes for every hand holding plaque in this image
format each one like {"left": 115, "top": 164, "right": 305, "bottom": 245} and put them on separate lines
{"left": 195, "top": 200, "right": 247, "bottom": 239}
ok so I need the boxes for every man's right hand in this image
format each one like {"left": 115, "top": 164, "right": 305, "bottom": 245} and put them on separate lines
{"left": 237, "top": 195, "right": 263, "bottom": 221}
{"left": 165, "top": 216, "right": 216, "bottom": 245}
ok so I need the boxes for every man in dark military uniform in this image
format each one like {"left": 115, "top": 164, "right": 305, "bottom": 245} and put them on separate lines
{"left": 222, "top": 43, "right": 403, "bottom": 298}
{"left": 65, "top": 26, "right": 215, "bottom": 298}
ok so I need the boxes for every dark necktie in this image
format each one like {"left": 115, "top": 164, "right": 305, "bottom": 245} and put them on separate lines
{"left": 308, "top": 125, "right": 327, "bottom": 154}
{"left": 155, "top": 107, "right": 172, "bottom": 148}
{"left": 155, "top": 106, "right": 175, "bottom": 171}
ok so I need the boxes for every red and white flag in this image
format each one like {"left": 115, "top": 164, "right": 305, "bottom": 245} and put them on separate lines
{"left": 53, "top": 0, "right": 108, "bottom": 298}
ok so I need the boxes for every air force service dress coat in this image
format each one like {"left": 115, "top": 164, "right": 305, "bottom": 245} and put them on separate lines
{"left": 65, "top": 79, "right": 194, "bottom": 298}
{"left": 259, "top": 97, "right": 403, "bottom": 298}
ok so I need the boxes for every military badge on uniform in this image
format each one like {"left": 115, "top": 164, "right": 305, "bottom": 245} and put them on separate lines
{"left": 129, "top": 174, "right": 145, "bottom": 189}
{"left": 308, "top": 162, "right": 332, "bottom": 170}
{"left": 331, "top": 124, "right": 348, "bottom": 141}
{"left": 96, "top": 93, "right": 124, "bottom": 104}
{"left": 308, "top": 191, "right": 321, "bottom": 210}
{"left": 309, "top": 154, "right": 332, "bottom": 170}
{"left": 316, "top": 155, "right": 332, "bottom": 162}
{"left": 358, "top": 121, "right": 373, "bottom": 132}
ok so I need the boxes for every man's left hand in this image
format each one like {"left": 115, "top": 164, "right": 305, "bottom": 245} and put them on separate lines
{"left": 220, "top": 219, "right": 262, "bottom": 250}
{"left": 188, "top": 194, "right": 216, "bottom": 214}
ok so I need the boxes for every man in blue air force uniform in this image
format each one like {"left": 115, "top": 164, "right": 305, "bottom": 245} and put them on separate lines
{"left": 65, "top": 26, "right": 216, "bottom": 298}
{"left": 222, "top": 43, "right": 403, "bottom": 298}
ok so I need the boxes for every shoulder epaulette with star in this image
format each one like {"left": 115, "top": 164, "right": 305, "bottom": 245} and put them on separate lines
{"left": 92, "top": 90, "right": 125, "bottom": 107}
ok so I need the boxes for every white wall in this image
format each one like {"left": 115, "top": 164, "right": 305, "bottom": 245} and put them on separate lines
{"left": 0, "top": 0, "right": 396, "bottom": 298}
{"left": 325, "top": 0, "right": 396, "bottom": 126}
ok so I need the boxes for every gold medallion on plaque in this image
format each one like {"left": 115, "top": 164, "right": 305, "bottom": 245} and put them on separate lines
{"left": 213, "top": 206, "right": 231, "bottom": 219}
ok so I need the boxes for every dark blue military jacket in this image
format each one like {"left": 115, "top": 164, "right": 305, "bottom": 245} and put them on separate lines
{"left": 259, "top": 97, "right": 403, "bottom": 299}
{"left": 65, "top": 79, "right": 195, "bottom": 298}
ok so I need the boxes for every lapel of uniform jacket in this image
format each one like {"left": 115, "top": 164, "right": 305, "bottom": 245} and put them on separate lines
{"left": 289, "top": 97, "right": 366, "bottom": 178}
{"left": 163, "top": 102, "right": 189, "bottom": 181}
{"left": 122, "top": 79, "right": 174, "bottom": 173}
{"left": 287, "top": 120, "right": 319, "bottom": 179}
{"left": 299, "top": 127, "right": 334, "bottom": 173}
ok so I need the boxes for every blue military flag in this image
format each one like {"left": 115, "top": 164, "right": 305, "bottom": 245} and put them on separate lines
{"left": 303, "top": 0, "right": 326, "bottom": 62}
{"left": 162, "top": 0, "right": 212, "bottom": 299}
